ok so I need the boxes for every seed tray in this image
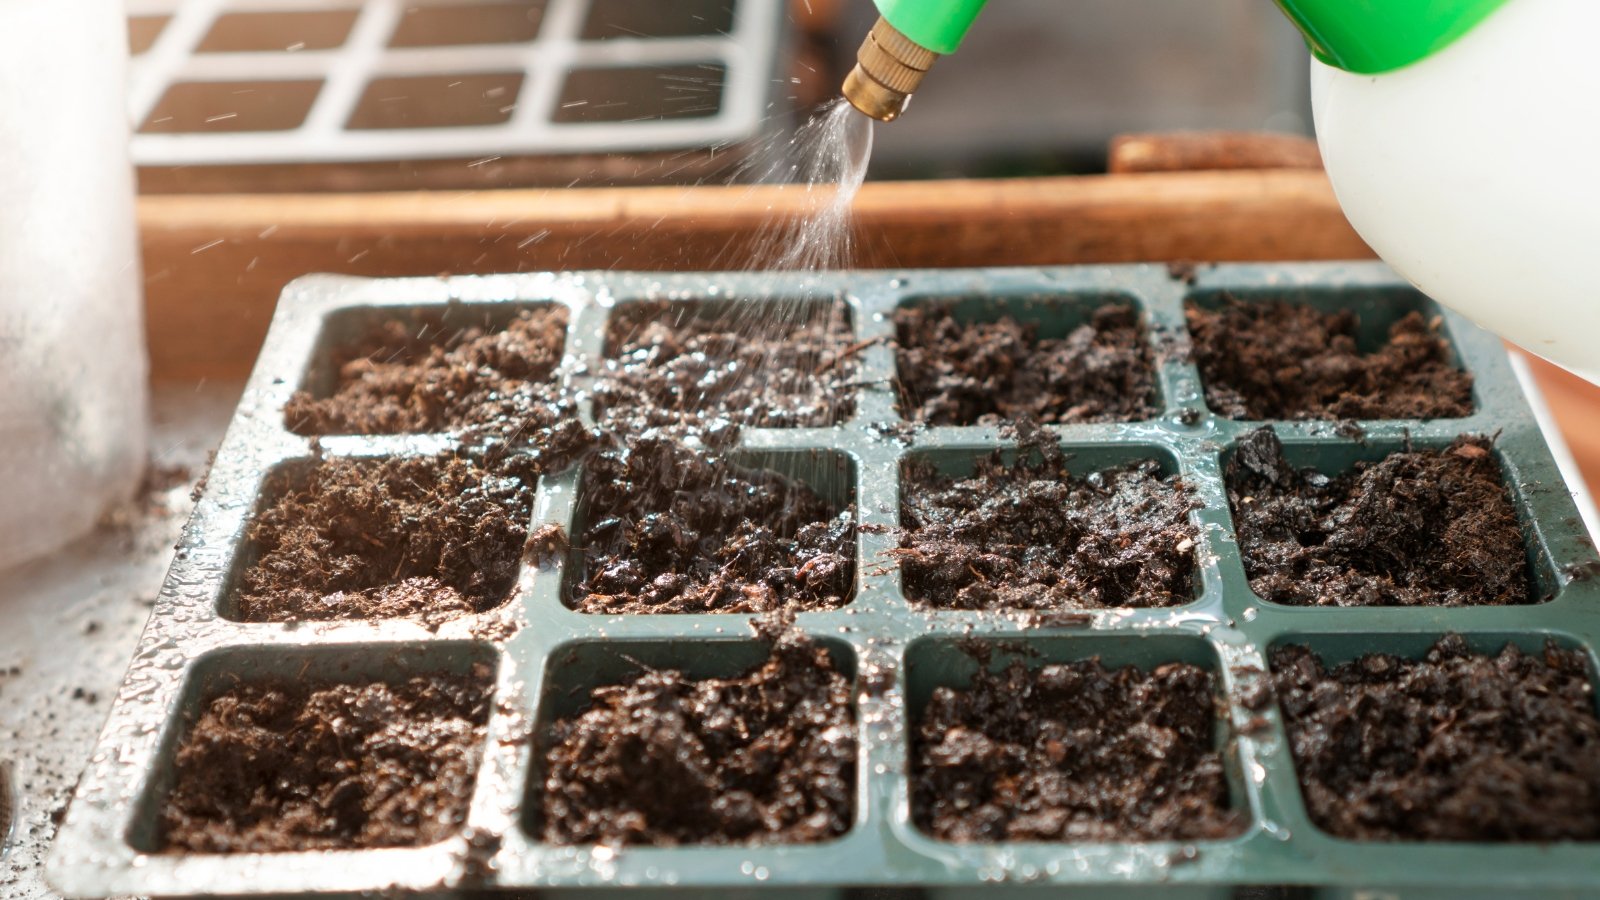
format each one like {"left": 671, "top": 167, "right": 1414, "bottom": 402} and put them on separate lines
{"left": 49, "top": 263, "right": 1600, "bottom": 898}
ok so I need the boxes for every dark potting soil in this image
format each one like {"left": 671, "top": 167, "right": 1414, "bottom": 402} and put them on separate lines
{"left": 893, "top": 302, "right": 1156, "bottom": 426}
{"left": 1187, "top": 297, "right": 1474, "bottom": 420}
{"left": 593, "top": 300, "right": 859, "bottom": 432}
{"left": 540, "top": 628, "right": 855, "bottom": 846}
{"left": 234, "top": 453, "right": 536, "bottom": 623}
{"left": 1272, "top": 635, "right": 1600, "bottom": 841}
{"left": 911, "top": 651, "right": 1238, "bottom": 842}
{"left": 899, "top": 422, "right": 1198, "bottom": 610}
{"left": 158, "top": 665, "right": 493, "bottom": 853}
{"left": 285, "top": 308, "right": 584, "bottom": 447}
{"left": 570, "top": 438, "right": 854, "bottom": 614}
{"left": 1227, "top": 427, "right": 1531, "bottom": 607}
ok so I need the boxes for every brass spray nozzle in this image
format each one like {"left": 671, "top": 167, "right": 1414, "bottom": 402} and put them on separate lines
{"left": 841, "top": 16, "right": 938, "bottom": 122}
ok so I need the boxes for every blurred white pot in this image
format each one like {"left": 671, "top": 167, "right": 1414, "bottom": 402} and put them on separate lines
{"left": 0, "top": 0, "right": 148, "bottom": 571}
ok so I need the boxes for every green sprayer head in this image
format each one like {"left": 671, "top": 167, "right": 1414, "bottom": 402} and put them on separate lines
{"left": 841, "top": 0, "right": 987, "bottom": 121}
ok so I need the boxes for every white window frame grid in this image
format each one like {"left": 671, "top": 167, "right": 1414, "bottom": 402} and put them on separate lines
{"left": 125, "top": 0, "right": 782, "bottom": 166}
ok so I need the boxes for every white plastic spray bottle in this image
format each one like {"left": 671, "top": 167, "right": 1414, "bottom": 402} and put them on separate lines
{"left": 1304, "top": 0, "right": 1600, "bottom": 385}
{"left": 841, "top": 0, "right": 1600, "bottom": 385}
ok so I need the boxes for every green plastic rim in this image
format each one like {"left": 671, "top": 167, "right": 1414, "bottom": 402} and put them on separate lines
{"left": 873, "top": 0, "right": 988, "bottom": 55}
{"left": 1272, "top": 0, "right": 1513, "bottom": 74}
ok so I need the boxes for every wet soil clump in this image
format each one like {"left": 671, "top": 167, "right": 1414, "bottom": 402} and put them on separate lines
{"left": 900, "top": 423, "right": 1198, "bottom": 610}
{"left": 1187, "top": 297, "right": 1473, "bottom": 420}
{"left": 1272, "top": 635, "right": 1600, "bottom": 841}
{"left": 893, "top": 303, "right": 1156, "bottom": 426}
{"left": 540, "top": 628, "right": 855, "bottom": 846}
{"left": 570, "top": 438, "right": 854, "bottom": 614}
{"left": 235, "top": 453, "right": 536, "bottom": 623}
{"left": 1227, "top": 428, "right": 1531, "bottom": 607}
{"left": 286, "top": 308, "right": 580, "bottom": 442}
{"left": 593, "top": 300, "right": 859, "bottom": 432}
{"left": 159, "top": 665, "right": 493, "bottom": 853}
{"left": 912, "top": 652, "right": 1238, "bottom": 842}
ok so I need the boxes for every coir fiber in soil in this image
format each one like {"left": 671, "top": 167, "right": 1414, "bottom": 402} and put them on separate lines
{"left": 1227, "top": 427, "right": 1532, "bottom": 607}
{"left": 158, "top": 664, "right": 493, "bottom": 853}
{"left": 539, "top": 628, "right": 855, "bottom": 846}
{"left": 899, "top": 423, "right": 1198, "bottom": 610}
{"left": 1187, "top": 296, "right": 1473, "bottom": 420}
{"left": 286, "top": 307, "right": 572, "bottom": 436}
{"left": 911, "top": 651, "right": 1238, "bottom": 842}
{"left": 1272, "top": 635, "right": 1600, "bottom": 841}
{"left": 234, "top": 453, "right": 536, "bottom": 623}
{"left": 893, "top": 302, "right": 1156, "bottom": 426}
{"left": 569, "top": 438, "right": 854, "bottom": 614}
{"left": 592, "top": 300, "right": 859, "bottom": 432}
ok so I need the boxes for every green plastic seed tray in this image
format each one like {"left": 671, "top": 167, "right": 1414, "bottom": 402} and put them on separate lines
{"left": 47, "top": 263, "right": 1600, "bottom": 898}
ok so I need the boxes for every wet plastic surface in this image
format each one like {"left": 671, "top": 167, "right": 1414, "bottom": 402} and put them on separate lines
{"left": 47, "top": 264, "right": 1600, "bottom": 897}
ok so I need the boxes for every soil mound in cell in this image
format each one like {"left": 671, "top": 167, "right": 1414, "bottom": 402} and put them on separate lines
{"left": 235, "top": 453, "right": 536, "bottom": 623}
{"left": 159, "top": 665, "right": 493, "bottom": 853}
{"left": 571, "top": 438, "right": 854, "bottom": 615}
{"left": 541, "top": 628, "right": 854, "bottom": 846}
{"left": 900, "top": 422, "right": 1197, "bottom": 610}
{"left": 1272, "top": 635, "right": 1600, "bottom": 841}
{"left": 893, "top": 302, "right": 1156, "bottom": 426}
{"left": 912, "top": 651, "right": 1238, "bottom": 842}
{"left": 594, "top": 300, "right": 859, "bottom": 432}
{"left": 286, "top": 307, "right": 579, "bottom": 443}
{"left": 1187, "top": 297, "right": 1473, "bottom": 420}
{"left": 1227, "top": 428, "right": 1531, "bottom": 607}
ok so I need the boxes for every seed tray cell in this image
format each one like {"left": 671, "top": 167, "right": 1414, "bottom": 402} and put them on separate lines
{"left": 903, "top": 634, "right": 1247, "bottom": 836}
{"left": 1220, "top": 435, "right": 1563, "bottom": 606}
{"left": 892, "top": 291, "right": 1160, "bottom": 426}
{"left": 49, "top": 263, "right": 1600, "bottom": 898}
{"left": 524, "top": 634, "right": 858, "bottom": 843}
{"left": 561, "top": 448, "right": 859, "bottom": 613}
{"left": 899, "top": 442, "right": 1201, "bottom": 610}
{"left": 594, "top": 296, "right": 857, "bottom": 429}
{"left": 127, "top": 640, "right": 496, "bottom": 853}
{"left": 1184, "top": 280, "right": 1478, "bottom": 419}
{"left": 1186, "top": 284, "right": 1460, "bottom": 366}
{"left": 1262, "top": 631, "right": 1600, "bottom": 900}
{"left": 220, "top": 452, "right": 536, "bottom": 622}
